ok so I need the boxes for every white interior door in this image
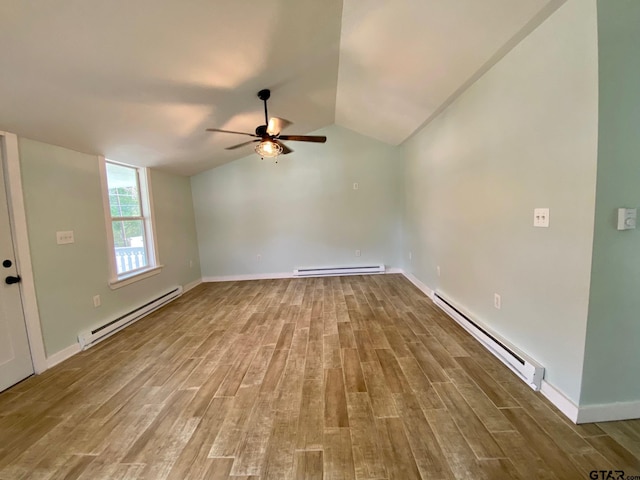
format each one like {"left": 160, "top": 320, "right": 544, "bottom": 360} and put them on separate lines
{"left": 0, "top": 144, "right": 34, "bottom": 392}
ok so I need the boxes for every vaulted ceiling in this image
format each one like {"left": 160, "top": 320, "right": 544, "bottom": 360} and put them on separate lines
{"left": 0, "top": 0, "right": 562, "bottom": 176}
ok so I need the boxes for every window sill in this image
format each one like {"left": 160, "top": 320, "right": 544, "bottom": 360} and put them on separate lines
{"left": 109, "top": 265, "right": 163, "bottom": 290}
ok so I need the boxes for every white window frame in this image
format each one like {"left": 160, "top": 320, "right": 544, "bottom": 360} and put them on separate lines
{"left": 99, "top": 156, "right": 162, "bottom": 289}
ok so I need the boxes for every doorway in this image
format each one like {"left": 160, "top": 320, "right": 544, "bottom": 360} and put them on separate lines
{"left": 0, "top": 136, "right": 34, "bottom": 391}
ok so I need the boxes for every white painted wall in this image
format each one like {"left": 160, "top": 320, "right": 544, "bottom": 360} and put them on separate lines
{"left": 402, "top": 0, "right": 599, "bottom": 403}
{"left": 191, "top": 125, "right": 403, "bottom": 278}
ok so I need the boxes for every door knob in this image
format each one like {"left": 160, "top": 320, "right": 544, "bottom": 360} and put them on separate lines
{"left": 2, "top": 259, "right": 11, "bottom": 268}
{"left": 5, "top": 275, "right": 21, "bottom": 285}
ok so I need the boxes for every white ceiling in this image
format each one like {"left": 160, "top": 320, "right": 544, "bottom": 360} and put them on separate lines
{"left": 0, "top": 0, "right": 561, "bottom": 176}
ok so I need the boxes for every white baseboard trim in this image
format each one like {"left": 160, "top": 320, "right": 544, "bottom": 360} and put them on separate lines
{"left": 183, "top": 278, "right": 203, "bottom": 292}
{"left": 386, "top": 267, "right": 404, "bottom": 274}
{"left": 400, "top": 270, "right": 435, "bottom": 300}
{"left": 398, "top": 271, "right": 624, "bottom": 425}
{"left": 203, "top": 272, "right": 294, "bottom": 282}
{"left": 576, "top": 400, "right": 640, "bottom": 424}
{"left": 204, "top": 266, "right": 405, "bottom": 283}
{"left": 46, "top": 342, "right": 82, "bottom": 369}
{"left": 540, "top": 380, "right": 579, "bottom": 423}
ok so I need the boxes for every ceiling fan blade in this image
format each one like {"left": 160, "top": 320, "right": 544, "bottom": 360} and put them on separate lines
{"left": 225, "top": 140, "right": 259, "bottom": 150}
{"left": 267, "top": 117, "right": 293, "bottom": 136}
{"left": 273, "top": 140, "right": 293, "bottom": 155}
{"left": 206, "top": 128, "right": 258, "bottom": 137}
{"left": 277, "top": 135, "right": 327, "bottom": 143}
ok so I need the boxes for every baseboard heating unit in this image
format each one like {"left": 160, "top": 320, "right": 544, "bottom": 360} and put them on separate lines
{"left": 293, "top": 265, "right": 385, "bottom": 278}
{"left": 433, "top": 292, "right": 544, "bottom": 391}
{"left": 78, "top": 286, "right": 183, "bottom": 349}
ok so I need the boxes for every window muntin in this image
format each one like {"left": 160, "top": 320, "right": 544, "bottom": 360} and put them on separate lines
{"left": 103, "top": 160, "right": 158, "bottom": 282}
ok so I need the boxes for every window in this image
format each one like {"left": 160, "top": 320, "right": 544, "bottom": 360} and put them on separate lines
{"left": 100, "top": 158, "right": 161, "bottom": 288}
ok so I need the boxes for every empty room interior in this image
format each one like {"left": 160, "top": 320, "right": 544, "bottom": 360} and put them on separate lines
{"left": 1, "top": 0, "right": 640, "bottom": 479}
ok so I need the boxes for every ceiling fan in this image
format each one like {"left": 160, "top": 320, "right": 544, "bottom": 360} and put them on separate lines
{"left": 206, "top": 89, "right": 327, "bottom": 159}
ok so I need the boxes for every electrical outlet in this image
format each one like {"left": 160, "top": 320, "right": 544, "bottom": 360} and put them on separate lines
{"left": 494, "top": 293, "right": 501, "bottom": 310}
{"left": 437, "top": 266, "right": 440, "bottom": 277}
{"left": 533, "top": 208, "right": 550, "bottom": 227}
{"left": 353, "top": 182, "right": 359, "bottom": 190}
{"left": 355, "top": 249, "right": 361, "bottom": 257}
{"left": 93, "top": 295, "right": 101, "bottom": 308}
{"left": 409, "top": 251, "right": 412, "bottom": 260}
{"left": 189, "top": 260, "right": 194, "bottom": 268}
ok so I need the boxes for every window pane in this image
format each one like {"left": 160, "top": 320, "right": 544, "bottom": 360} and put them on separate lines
{"left": 106, "top": 162, "right": 141, "bottom": 217}
{"left": 112, "top": 220, "right": 148, "bottom": 274}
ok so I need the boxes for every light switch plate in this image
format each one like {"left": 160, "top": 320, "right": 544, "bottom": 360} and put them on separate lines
{"left": 533, "top": 208, "right": 550, "bottom": 227}
{"left": 617, "top": 208, "right": 637, "bottom": 230}
{"left": 56, "top": 231, "right": 75, "bottom": 244}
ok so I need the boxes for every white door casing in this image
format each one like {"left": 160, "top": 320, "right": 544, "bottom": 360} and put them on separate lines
{"left": 0, "top": 136, "right": 34, "bottom": 391}
{"left": 0, "top": 132, "right": 46, "bottom": 384}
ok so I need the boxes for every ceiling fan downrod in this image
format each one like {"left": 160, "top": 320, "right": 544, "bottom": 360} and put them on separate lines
{"left": 257, "top": 89, "right": 271, "bottom": 127}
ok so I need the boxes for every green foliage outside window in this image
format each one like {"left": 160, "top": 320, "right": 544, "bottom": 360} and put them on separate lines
{"left": 109, "top": 185, "right": 144, "bottom": 248}
{"left": 109, "top": 187, "right": 141, "bottom": 217}
{"left": 112, "top": 220, "right": 144, "bottom": 248}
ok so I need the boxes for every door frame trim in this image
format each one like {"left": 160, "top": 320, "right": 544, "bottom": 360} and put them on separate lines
{"left": 1, "top": 131, "right": 47, "bottom": 373}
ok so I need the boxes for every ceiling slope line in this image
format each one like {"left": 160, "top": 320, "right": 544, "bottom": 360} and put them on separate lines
{"left": 401, "top": 0, "right": 568, "bottom": 146}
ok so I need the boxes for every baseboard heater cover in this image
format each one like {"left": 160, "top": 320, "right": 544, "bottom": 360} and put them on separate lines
{"left": 78, "top": 286, "right": 183, "bottom": 349}
{"left": 293, "top": 265, "right": 385, "bottom": 277}
{"left": 433, "top": 292, "right": 544, "bottom": 391}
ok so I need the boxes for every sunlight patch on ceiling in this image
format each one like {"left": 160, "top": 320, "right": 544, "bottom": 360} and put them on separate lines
{"left": 335, "top": 0, "right": 558, "bottom": 145}
{"left": 0, "top": 0, "right": 562, "bottom": 175}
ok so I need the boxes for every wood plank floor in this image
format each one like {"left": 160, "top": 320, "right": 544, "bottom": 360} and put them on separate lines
{"left": 1, "top": 274, "right": 639, "bottom": 479}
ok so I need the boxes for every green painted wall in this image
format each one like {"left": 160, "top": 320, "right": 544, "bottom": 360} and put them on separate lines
{"left": 581, "top": 0, "right": 640, "bottom": 405}
{"left": 191, "top": 124, "right": 402, "bottom": 277}
{"left": 402, "top": 0, "right": 599, "bottom": 403}
{"left": 19, "top": 138, "right": 201, "bottom": 356}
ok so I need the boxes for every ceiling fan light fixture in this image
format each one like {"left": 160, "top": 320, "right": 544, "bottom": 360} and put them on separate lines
{"left": 255, "top": 140, "right": 282, "bottom": 158}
